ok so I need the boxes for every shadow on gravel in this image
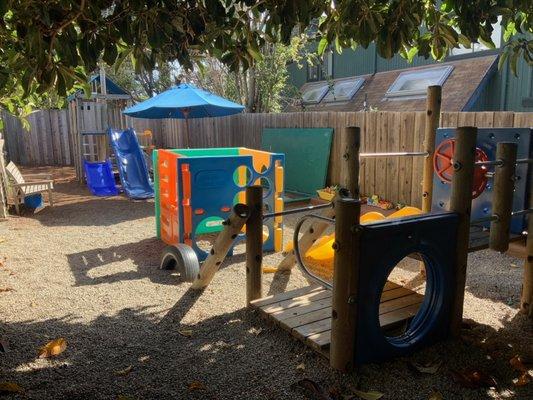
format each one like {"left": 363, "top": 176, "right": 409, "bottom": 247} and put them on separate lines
{"left": 1, "top": 298, "right": 532, "bottom": 400}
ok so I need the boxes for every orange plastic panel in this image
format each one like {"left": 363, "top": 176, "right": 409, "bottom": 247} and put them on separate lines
{"left": 158, "top": 150, "right": 180, "bottom": 245}
{"left": 181, "top": 163, "right": 193, "bottom": 246}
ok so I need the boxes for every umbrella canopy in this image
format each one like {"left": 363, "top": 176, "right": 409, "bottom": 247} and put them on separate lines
{"left": 123, "top": 83, "right": 245, "bottom": 119}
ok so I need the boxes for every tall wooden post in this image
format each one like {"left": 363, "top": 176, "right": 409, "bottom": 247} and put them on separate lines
{"left": 489, "top": 142, "right": 517, "bottom": 252}
{"left": 246, "top": 186, "right": 263, "bottom": 305}
{"left": 520, "top": 183, "right": 533, "bottom": 318}
{"left": 330, "top": 198, "right": 361, "bottom": 372}
{"left": 520, "top": 217, "right": 533, "bottom": 317}
{"left": 421, "top": 85, "right": 442, "bottom": 212}
{"left": 0, "top": 139, "right": 8, "bottom": 219}
{"left": 449, "top": 126, "right": 477, "bottom": 336}
{"left": 191, "top": 204, "right": 251, "bottom": 289}
{"left": 340, "top": 126, "right": 361, "bottom": 198}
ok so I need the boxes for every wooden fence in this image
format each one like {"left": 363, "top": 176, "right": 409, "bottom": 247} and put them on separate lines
{"left": 2, "top": 109, "right": 73, "bottom": 166}
{"left": 150, "top": 111, "right": 533, "bottom": 207}
{"left": 2, "top": 109, "right": 532, "bottom": 207}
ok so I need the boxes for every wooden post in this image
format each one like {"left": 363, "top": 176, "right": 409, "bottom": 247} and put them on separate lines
{"left": 520, "top": 213, "right": 533, "bottom": 318}
{"left": 246, "top": 186, "right": 263, "bottom": 305}
{"left": 339, "top": 126, "right": 361, "bottom": 198}
{"left": 421, "top": 85, "right": 442, "bottom": 212}
{"left": 449, "top": 126, "right": 477, "bottom": 336}
{"left": 191, "top": 203, "right": 251, "bottom": 289}
{"left": 330, "top": 198, "right": 361, "bottom": 372}
{"left": 489, "top": 142, "right": 517, "bottom": 252}
{"left": 0, "top": 139, "right": 8, "bottom": 219}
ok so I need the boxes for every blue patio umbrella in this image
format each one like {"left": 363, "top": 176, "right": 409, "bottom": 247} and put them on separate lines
{"left": 123, "top": 83, "right": 245, "bottom": 146}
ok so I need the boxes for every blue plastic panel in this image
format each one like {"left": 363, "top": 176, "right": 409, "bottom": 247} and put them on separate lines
{"left": 432, "top": 128, "right": 532, "bottom": 234}
{"left": 83, "top": 159, "right": 119, "bottom": 197}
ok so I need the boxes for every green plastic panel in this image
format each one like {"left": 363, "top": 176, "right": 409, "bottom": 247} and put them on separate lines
{"left": 261, "top": 128, "right": 333, "bottom": 196}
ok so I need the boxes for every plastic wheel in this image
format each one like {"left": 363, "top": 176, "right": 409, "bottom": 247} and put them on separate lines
{"left": 160, "top": 244, "right": 200, "bottom": 283}
{"left": 433, "top": 138, "right": 489, "bottom": 199}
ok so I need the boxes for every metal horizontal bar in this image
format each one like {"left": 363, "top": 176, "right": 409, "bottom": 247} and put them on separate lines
{"left": 475, "top": 160, "right": 503, "bottom": 167}
{"left": 263, "top": 202, "right": 332, "bottom": 219}
{"left": 511, "top": 208, "right": 533, "bottom": 217}
{"left": 516, "top": 158, "right": 533, "bottom": 164}
{"left": 359, "top": 151, "right": 428, "bottom": 158}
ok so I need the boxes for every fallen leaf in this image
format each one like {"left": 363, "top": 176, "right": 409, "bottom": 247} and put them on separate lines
{"left": 178, "top": 329, "right": 193, "bottom": 337}
{"left": 0, "top": 287, "right": 14, "bottom": 293}
{"left": 117, "top": 395, "right": 135, "bottom": 400}
{"left": 138, "top": 355, "right": 150, "bottom": 363}
{"left": 38, "top": 338, "right": 67, "bottom": 358}
{"left": 188, "top": 381, "right": 206, "bottom": 391}
{"left": 351, "top": 389, "right": 384, "bottom": 400}
{"left": 292, "top": 379, "right": 330, "bottom": 400}
{"left": 0, "top": 382, "right": 24, "bottom": 394}
{"left": 510, "top": 355, "right": 527, "bottom": 372}
{"left": 428, "top": 390, "right": 443, "bottom": 400}
{"left": 296, "top": 362, "right": 306, "bottom": 371}
{"left": 0, "top": 337, "right": 8, "bottom": 353}
{"left": 115, "top": 365, "right": 133, "bottom": 376}
{"left": 451, "top": 369, "right": 497, "bottom": 389}
{"left": 514, "top": 372, "right": 531, "bottom": 387}
{"left": 262, "top": 266, "right": 278, "bottom": 273}
{"left": 410, "top": 360, "right": 442, "bottom": 374}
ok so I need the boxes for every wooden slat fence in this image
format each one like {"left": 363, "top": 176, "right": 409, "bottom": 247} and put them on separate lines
{"left": 2, "top": 109, "right": 531, "bottom": 207}
{"left": 2, "top": 109, "right": 72, "bottom": 166}
{"left": 149, "top": 111, "right": 532, "bottom": 207}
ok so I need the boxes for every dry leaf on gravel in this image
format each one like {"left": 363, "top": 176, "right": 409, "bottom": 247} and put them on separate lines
{"left": 178, "top": 329, "right": 193, "bottom": 337}
{"left": 0, "top": 337, "right": 8, "bottom": 353}
{"left": 0, "top": 382, "right": 24, "bottom": 394}
{"left": 451, "top": 369, "right": 497, "bottom": 389}
{"left": 428, "top": 390, "right": 443, "bottom": 400}
{"left": 510, "top": 355, "right": 527, "bottom": 372}
{"left": 115, "top": 365, "right": 133, "bottom": 376}
{"left": 117, "top": 395, "right": 135, "bottom": 400}
{"left": 348, "top": 389, "right": 384, "bottom": 400}
{"left": 188, "top": 381, "right": 206, "bottom": 391}
{"left": 514, "top": 372, "right": 531, "bottom": 387}
{"left": 38, "top": 338, "right": 67, "bottom": 358}
{"left": 296, "top": 362, "right": 306, "bottom": 371}
{"left": 292, "top": 379, "right": 330, "bottom": 400}
{"left": 0, "top": 287, "right": 14, "bottom": 293}
{"left": 410, "top": 360, "right": 442, "bottom": 374}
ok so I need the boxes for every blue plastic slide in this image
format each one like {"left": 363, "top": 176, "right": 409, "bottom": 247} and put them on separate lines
{"left": 83, "top": 159, "right": 119, "bottom": 196}
{"left": 108, "top": 128, "right": 154, "bottom": 199}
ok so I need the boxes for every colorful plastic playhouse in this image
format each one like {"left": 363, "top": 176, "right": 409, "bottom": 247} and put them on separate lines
{"left": 153, "top": 147, "right": 285, "bottom": 261}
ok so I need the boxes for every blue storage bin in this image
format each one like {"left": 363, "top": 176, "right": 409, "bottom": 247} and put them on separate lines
{"left": 24, "top": 193, "right": 43, "bottom": 208}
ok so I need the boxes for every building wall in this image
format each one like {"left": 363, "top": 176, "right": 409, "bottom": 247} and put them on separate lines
{"left": 289, "top": 46, "right": 533, "bottom": 112}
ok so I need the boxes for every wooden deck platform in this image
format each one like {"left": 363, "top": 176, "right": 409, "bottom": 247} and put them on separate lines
{"left": 250, "top": 282, "right": 424, "bottom": 357}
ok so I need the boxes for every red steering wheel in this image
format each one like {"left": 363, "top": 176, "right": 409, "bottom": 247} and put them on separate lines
{"left": 433, "top": 138, "right": 489, "bottom": 199}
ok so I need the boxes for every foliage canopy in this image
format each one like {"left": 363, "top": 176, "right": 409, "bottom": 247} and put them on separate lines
{"left": 0, "top": 0, "right": 531, "bottom": 112}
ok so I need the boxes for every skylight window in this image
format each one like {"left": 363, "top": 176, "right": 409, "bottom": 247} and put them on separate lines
{"left": 301, "top": 82, "right": 329, "bottom": 104}
{"left": 386, "top": 66, "right": 454, "bottom": 98}
{"left": 323, "top": 77, "right": 365, "bottom": 102}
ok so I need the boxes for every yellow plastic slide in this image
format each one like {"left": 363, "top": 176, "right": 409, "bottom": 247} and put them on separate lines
{"left": 288, "top": 206, "right": 423, "bottom": 280}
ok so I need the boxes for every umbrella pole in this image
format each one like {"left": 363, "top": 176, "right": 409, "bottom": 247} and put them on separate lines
{"left": 185, "top": 116, "right": 191, "bottom": 148}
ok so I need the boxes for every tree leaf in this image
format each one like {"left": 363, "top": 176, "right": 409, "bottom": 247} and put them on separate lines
{"left": 38, "top": 337, "right": 67, "bottom": 358}
{"left": 317, "top": 37, "right": 329, "bottom": 56}
{"left": 514, "top": 372, "right": 531, "bottom": 387}
{"left": 410, "top": 360, "right": 442, "bottom": 374}
{"left": 351, "top": 389, "right": 384, "bottom": 400}
{"left": 0, "top": 382, "right": 24, "bottom": 394}
{"left": 188, "top": 380, "right": 206, "bottom": 391}
{"left": 428, "top": 391, "right": 443, "bottom": 400}
{"left": 115, "top": 365, "right": 133, "bottom": 376}
{"left": 178, "top": 329, "right": 193, "bottom": 337}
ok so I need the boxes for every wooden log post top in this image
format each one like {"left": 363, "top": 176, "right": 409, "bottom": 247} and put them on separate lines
{"left": 340, "top": 126, "right": 361, "bottom": 198}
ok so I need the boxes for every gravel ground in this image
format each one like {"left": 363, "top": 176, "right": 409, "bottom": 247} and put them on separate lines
{"left": 0, "top": 171, "right": 532, "bottom": 400}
